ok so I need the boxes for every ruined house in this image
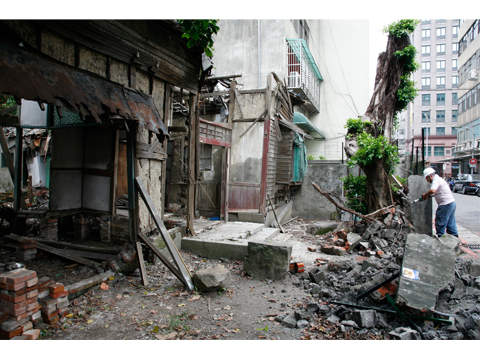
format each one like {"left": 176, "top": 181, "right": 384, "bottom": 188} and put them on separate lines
{"left": 0, "top": 20, "right": 203, "bottom": 254}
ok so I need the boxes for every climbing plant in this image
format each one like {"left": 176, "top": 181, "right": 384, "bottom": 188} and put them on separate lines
{"left": 343, "top": 19, "right": 419, "bottom": 214}
{"left": 177, "top": 20, "right": 219, "bottom": 57}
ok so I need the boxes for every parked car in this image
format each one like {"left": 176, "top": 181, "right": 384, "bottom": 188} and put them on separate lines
{"left": 453, "top": 174, "right": 480, "bottom": 195}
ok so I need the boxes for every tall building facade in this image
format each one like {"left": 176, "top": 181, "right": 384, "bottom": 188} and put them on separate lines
{"left": 210, "top": 20, "right": 370, "bottom": 160}
{"left": 451, "top": 19, "right": 480, "bottom": 175}
{"left": 402, "top": 19, "right": 460, "bottom": 178}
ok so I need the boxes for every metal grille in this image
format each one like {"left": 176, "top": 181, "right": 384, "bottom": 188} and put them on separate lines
{"left": 468, "top": 243, "right": 480, "bottom": 250}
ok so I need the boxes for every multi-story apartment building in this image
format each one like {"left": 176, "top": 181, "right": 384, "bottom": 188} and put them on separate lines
{"left": 210, "top": 20, "right": 370, "bottom": 160}
{"left": 451, "top": 19, "right": 480, "bottom": 175}
{"left": 402, "top": 19, "right": 460, "bottom": 178}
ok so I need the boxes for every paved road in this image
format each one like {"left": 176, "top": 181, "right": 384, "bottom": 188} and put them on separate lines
{"left": 453, "top": 192, "right": 480, "bottom": 235}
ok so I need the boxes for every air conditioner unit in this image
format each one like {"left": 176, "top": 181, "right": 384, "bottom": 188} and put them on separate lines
{"left": 288, "top": 72, "right": 300, "bottom": 88}
{"left": 468, "top": 69, "right": 479, "bottom": 81}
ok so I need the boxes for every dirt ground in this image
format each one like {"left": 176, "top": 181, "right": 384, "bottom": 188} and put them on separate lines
{"left": 0, "top": 218, "right": 390, "bottom": 342}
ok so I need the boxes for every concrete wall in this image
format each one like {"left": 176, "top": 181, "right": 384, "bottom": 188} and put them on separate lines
{"left": 292, "top": 160, "right": 353, "bottom": 219}
{"left": 405, "top": 175, "right": 433, "bottom": 236}
{"left": 213, "top": 20, "right": 287, "bottom": 89}
{"left": 305, "top": 20, "right": 370, "bottom": 160}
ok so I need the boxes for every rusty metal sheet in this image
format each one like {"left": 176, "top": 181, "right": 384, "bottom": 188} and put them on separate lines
{"left": 228, "top": 183, "right": 261, "bottom": 211}
{"left": 0, "top": 39, "right": 168, "bottom": 139}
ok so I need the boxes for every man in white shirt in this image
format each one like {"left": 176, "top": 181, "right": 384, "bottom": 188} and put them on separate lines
{"left": 422, "top": 168, "right": 458, "bottom": 237}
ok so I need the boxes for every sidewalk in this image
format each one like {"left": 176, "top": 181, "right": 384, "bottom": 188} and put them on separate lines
{"left": 456, "top": 224, "right": 480, "bottom": 245}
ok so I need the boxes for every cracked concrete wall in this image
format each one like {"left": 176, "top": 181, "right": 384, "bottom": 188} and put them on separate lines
{"left": 292, "top": 161, "right": 354, "bottom": 220}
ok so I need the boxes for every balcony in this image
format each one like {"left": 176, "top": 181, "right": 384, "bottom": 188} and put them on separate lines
{"left": 286, "top": 39, "right": 323, "bottom": 114}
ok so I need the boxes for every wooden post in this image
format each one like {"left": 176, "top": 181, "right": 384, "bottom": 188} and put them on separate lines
{"left": 14, "top": 127, "right": 23, "bottom": 211}
{"left": 126, "top": 121, "right": 137, "bottom": 242}
{"left": 186, "top": 93, "right": 197, "bottom": 235}
{"left": 227, "top": 79, "right": 236, "bottom": 124}
{"left": 160, "top": 84, "right": 172, "bottom": 220}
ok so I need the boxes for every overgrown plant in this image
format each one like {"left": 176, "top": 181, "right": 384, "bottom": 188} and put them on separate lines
{"left": 341, "top": 174, "right": 367, "bottom": 215}
{"left": 344, "top": 19, "right": 419, "bottom": 213}
{"left": 177, "top": 20, "right": 219, "bottom": 58}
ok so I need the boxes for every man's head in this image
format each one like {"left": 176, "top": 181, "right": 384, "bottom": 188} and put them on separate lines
{"left": 423, "top": 168, "right": 436, "bottom": 183}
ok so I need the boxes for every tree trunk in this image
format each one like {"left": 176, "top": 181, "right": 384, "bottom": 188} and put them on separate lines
{"left": 363, "top": 160, "right": 391, "bottom": 214}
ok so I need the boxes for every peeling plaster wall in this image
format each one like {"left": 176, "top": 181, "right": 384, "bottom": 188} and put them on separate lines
{"left": 79, "top": 47, "right": 107, "bottom": 78}
{"left": 109, "top": 58, "right": 129, "bottom": 87}
{"left": 41, "top": 29, "right": 75, "bottom": 67}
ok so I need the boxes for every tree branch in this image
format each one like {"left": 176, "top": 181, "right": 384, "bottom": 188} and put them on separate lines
{"left": 312, "top": 182, "right": 375, "bottom": 222}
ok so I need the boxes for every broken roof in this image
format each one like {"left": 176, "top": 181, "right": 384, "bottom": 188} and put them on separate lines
{"left": 0, "top": 39, "right": 168, "bottom": 140}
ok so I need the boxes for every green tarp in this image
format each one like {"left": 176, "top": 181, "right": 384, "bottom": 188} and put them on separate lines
{"left": 293, "top": 133, "right": 308, "bottom": 182}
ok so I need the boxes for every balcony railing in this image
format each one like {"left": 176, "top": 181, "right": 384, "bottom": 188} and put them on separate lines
{"left": 286, "top": 39, "right": 322, "bottom": 113}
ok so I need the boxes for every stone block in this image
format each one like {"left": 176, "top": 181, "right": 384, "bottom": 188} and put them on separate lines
{"left": 347, "top": 232, "right": 362, "bottom": 251}
{"left": 309, "top": 268, "right": 327, "bottom": 284}
{"left": 243, "top": 241, "right": 291, "bottom": 280}
{"left": 352, "top": 310, "right": 376, "bottom": 328}
{"left": 389, "top": 327, "right": 421, "bottom": 340}
{"left": 470, "top": 263, "right": 480, "bottom": 278}
{"left": 281, "top": 314, "right": 297, "bottom": 328}
{"left": 192, "top": 265, "right": 231, "bottom": 292}
{"left": 321, "top": 244, "right": 346, "bottom": 256}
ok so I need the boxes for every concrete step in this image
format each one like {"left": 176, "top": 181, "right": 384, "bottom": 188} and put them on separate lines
{"left": 245, "top": 227, "right": 280, "bottom": 242}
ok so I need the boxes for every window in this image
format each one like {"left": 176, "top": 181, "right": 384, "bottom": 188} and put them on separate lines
{"left": 452, "top": 59, "right": 458, "bottom": 70}
{"left": 452, "top": 127, "right": 457, "bottom": 135}
{"left": 424, "top": 146, "right": 432, "bottom": 157}
{"left": 452, "top": 43, "right": 459, "bottom": 53}
{"left": 199, "top": 144, "right": 212, "bottom": 171}
{"left": 437, "top": 93, "right": 445, "bottom": 105}
{"left": 422, "top": 110, "right": 431, "bottom": 122}
{"left": 1, "top": 152, "right": 13, "bottom": 168}
{"left": 436, "top": 27, "right": 446, "bottom": 38}
{"left": 436, "top": 127, "right": 445, "bottom": 135}
{"left": 434, "top": 146, "right": 445, "bottom": 156}
{"left": 422, "top": 29, "right": 431, "bottom": 39}
{"left": 453, "top": 25, "right": 459, "bottom": 37}
{"left": 291, "top": 20, "right": 310, "bottom": 46}
{"left": 422, "top": 77, "right": 431, "bottom": 88}
{"left": 422, "top": 61, "right": 431, "bottom": 72}
{"left": 422, "top": 94, "right": 431, "bottom": 105}
{"left": 452, "top": 92, "right": 458, "bottom": 104}
{"left": 436, "top": 60, "right": 446, "bottom": 71}
{"left": 422, "top": 127, "right": 431, "bottom": 136}
{"left": 436, "top": 44, "right": 446, "bottom": 55}
{"left": 437, "top": 76, "right": 445, "bottom": 88}
{"left": 422, "top": 45, "right": 431, "bottom": 55}
{"left": 436, "top": 110, "right": 445, "bottom": 122}
{"left": 452, "top": 75, "right": 458, "bottom": 87}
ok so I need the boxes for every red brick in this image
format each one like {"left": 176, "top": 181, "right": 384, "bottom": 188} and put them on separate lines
{"left": 0, "top": 327, "right": 22, "bottom": 339}
{"left": 26, "top": 289, "right": 38, "bottom": 299}
{"left": 44, "top": 315, "right": 59, "bottom": 325}
{"left": 21, "top": 321, "right": 33, "bottom": 332}
{"left": 26, "top": 302, "right": 39, "bottom": 312}
{"left": 25, "top": 277, "right": 38, "bottom": 287}
{"left": 50, "top": 290, "right": 68, "bottom": 299}
{"left": 41, "top": 306, "right": 58, "bottom": 317}
{"left": 26, "top": 284, "right": 38, "bottom": 293}
{"left": 0, "top": 281, "right": 26, "bottom": 292}
{"left": 10, "top": 335, "right": 28, "bottom": 340}
{"left": 25, "top": 296, "right": 37, "bottom": 305}
{"left": 0, "top": 268, "right": 24, "bottom": 284}
{"left": 3, "top": 300, "right": 26, "bottom": 311}
{"left": 0, "top": 292, "right": 26, "bottom": 304}
{"left": 10, "top": 310, "right": 32, "bottom": 322}
{"left": 22, "top": 329, "right": 40, "bottom": 340}
{"left": 17, "top": 243, "right": 36, "bottom": 250}
{"left": 37, "top": 277, "right": 53, "bottom": 293}
{"left": 5, "top": 270, "right": 36, "bottom": 285}
{"left": 49, "top": 283, "right": 65, "bottom": 294}
{"left": 4, "top": 305, "right": 27, "bottom": 317}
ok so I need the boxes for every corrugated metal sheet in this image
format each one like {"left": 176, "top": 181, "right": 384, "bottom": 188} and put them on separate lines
{"left": 0, "top": 40, "right": 168, "bottom": 139}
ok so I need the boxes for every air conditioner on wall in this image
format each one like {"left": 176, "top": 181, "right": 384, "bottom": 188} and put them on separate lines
{"left": 468, "top": 69, "right": 479, "bottom": 81}
{"left": 288, "top": 72, "right": 300, "bottom": 88}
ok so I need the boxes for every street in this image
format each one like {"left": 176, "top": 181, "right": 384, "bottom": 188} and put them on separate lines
{"left": 453, "top": 192, "right": 480, "bottom": 235}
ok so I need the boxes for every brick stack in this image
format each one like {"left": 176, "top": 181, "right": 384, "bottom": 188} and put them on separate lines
{"left": 15, "top": 237, "right": 37, "bottom": 261}
{"left": 38, "top": 282, "right": 70, "bottom": 325}
{"left": 0, "top": 268, "right": 41, "bottom": 340}
{"left": 40, "top": 218, "right": 58, "bottom": 239}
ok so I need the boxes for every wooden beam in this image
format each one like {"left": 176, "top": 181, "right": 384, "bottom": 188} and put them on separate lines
{"left": 268, "top": 195, "right": 284, "bottom": 233}
{"left": 36, "top": 242, "right": 102, "bottom": 271}
{"left": 135, "top": 177, "right": 194, "bottom": 290}
{"left": 13, "top": 127, "right": 26, "bottom": 211}
{"left": 138, "top": 232, "right": 182, "bottom": 280}
{"left": 135, "top": 241, "right": 148, "bottom": 286}
{"left": 205, "top": 74, "right": 242, "bottom": 82}
{"left": 227, "top": 79, "right": 236, "bottom": 124}
{"left": 34, "top": 238, "right": 119, "bottom": 254}
{"left": 239, "top": 110, "right": 267, "bottom": 139}
{"left": 186, "top": 93, "right": 196, "bottom": 236}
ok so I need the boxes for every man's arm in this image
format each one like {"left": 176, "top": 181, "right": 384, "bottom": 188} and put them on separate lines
{"left": 422, "top": 188, "right": 436, "bottom": 200}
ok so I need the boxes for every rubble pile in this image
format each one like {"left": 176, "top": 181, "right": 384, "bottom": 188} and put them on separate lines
{"left": 278, "top": 210, "right": 480, "bottom": 340}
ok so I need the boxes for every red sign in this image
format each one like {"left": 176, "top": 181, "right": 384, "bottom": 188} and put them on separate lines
{"left": 470, "top": 158, "right": 477, "bottom": 165}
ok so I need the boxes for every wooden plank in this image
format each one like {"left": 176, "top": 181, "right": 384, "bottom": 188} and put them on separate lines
{"left": 138, "top": 232, "right": 182, "bottom": 280}
{"left": 186, "top": 93, "right": 196, "bottom": 236}
{"left": 239, "top": 110, "right": 267, "bottom": 138}
{"left": 138, "top": 140, "right": 162, "bottom": 166}
{"left": 34, "top": 238, "right": 119, "bottom": 254}
{"left": 135, "top": 241, "right": 148, "bottom": 286}
{"left": 59, "top": 249, "right": 117, "bottom": 262}
{"left": 268, "top": 195, "right": 284, "bottom": 233}
{"left": 36, "top": 242, "right": 102, "bottom": 271}
{"left": 136, "top": 151, "right": 167, "bottom": 161}
{"left": 234, "top": 89, "right": 244, "bottom": 119}
{"left": 135, "top": 177, "right": 194, "bottom": 291}
{"left": 227, "top": 79, "right": 236, "bottom": 124}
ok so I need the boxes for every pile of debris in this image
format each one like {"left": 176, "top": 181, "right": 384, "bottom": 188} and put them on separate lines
{"left": 277, "top": 209, "right": 480, "bottom": 340}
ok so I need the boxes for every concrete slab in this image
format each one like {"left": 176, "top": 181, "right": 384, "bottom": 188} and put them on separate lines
{"left": 406, "top": 175, "right": 433, "bottom": 236}
{"left": 396, "top": 233, "right": 456, "bottom": 312}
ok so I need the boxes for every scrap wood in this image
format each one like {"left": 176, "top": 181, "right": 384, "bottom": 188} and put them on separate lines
{"left": 312, "top": 182, "right": 375, "bottom": 222}
{"left": 36, "top": 242, "right": 102, "bottom": 271}
{"left": 239, "top": 110, "right": 267, "bottom": 138}
{"left": 35, "top": 238, "right": 119, "bottom": 254}
{"left": 364, "top": 205, "right": 396, "bottom": 219}
{"left": 267, "top": 195, "right": 284, "bottom": 233}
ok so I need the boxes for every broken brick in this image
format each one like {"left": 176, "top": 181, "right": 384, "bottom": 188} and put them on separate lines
{"left": 22, "top": 329, "right": 40, "bottom": 340}
{"left": 49, "top": 283, "right": 65, "bottom": 294}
